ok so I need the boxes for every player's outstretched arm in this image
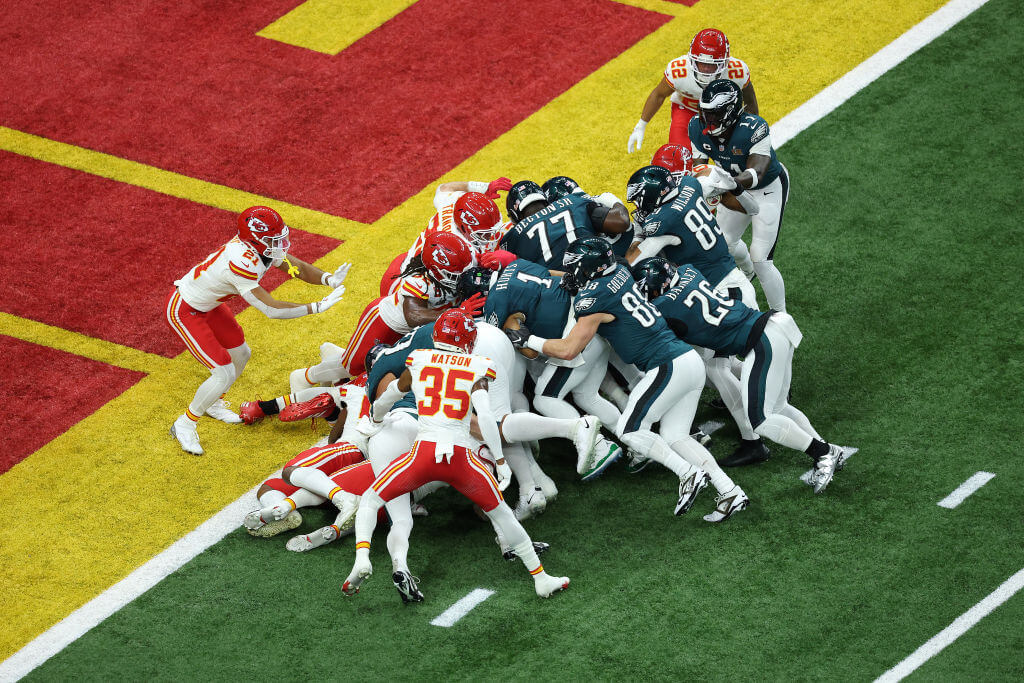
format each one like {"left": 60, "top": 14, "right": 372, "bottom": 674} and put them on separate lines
{"left": 625, "top": 235, "right": 681, "bottom": 265}
{"left": 241, "top": 285, "right": 344, "bottom": 319}
{"left": 742, "top": 80, "right": 759, "bottom": 116}
{"left": 508, "top": 313, "right": 611, "bottom": 361}
{"left": 470, "top": 380, "right": 512, "bottom": 490}
{"left": 371, "top": 370, "right": 412, "bottom": 422}
{"left": 402, "top": 296, "right": 444, "bottom": 328}
{"left": 629, "top": 78, "right": 676, "bottom": 153}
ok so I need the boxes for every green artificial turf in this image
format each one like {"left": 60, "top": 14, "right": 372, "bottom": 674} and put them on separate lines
{"left": 28, "top": 0, "right": 1024, "bottom": 680}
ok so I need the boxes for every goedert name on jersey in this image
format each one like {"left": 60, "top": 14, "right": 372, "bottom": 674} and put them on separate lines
{"left": 664, "top": 55, "right": 750, "bottom": 112}
{"left": 405, "top": 348, "right": 496, "bottom": 447}
{"left": 175, "top": 236, "right": 270, "bottom": 311}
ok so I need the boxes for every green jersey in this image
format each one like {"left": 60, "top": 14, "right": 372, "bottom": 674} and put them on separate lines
{"left": 688, "top": 112, "right": 783, "bottom": 189}
{"left": 500, "top": 194, "right": 599, "bottom": 269}
{"left": 652, "top": 264, "right": 770, "bottom": 356}
{"left": 573, "top": 263, "right": 690, "bottom": 371}
{"left": 483, "top": 259, "right": 571, "bottom": 339}
{"left": 640, "top": 175, "right": 736, "bottom": 286}
{"left": 367, "top": 323, "right": 435, "bottom": 412}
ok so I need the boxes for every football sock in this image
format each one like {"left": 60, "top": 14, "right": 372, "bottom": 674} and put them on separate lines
{"left": 288, "top": 466, "right": 339, "bottom": 499}
{"left": 671, "top": 438, "right": 735, "bottom": 494}
{"left": 485, "top": 503, "right": 541, "bottom": 572}
{"left": 780, "top": 404, "right": 822, "bottom": 440}
{"left": 730, "top": 240, "right": 756, "bottom": 278}
{"left": 257, "top": 489, "right": 286, "bottom": 508}
{"left": 753, "top": 259, "right": 786, "bottom": 312}
{"left": 532, "top": 395, "right": 579, "bottom": 420}
{"left": 806, "top": 438, "right": 830, "bottom": 460}
{"left": 189, "top": 364, "right": 235, "bottom": 418}
{"left": 755, "top": 414, "right": 815, "bottom": 453}
{"left": 500, "top": 413, "right": 574, "bottom": 441}
{"left": 354, "top": 490, "right": 386, "bottom": 549}
{"left": 227, "top": 343, "right": 251, "bottom": 379}
{"left": 383, "top": 495, "right": 414, "bottom": 573}
{"left": 258, "top": 399, "right": 281, "bottom": 416}
{"left": 620, "top": 430, "right": 700, "bottom": 479}
{"left": 571, "top": 389, "right": 621, "bottom": 429}
{"left": 599, "top": 375, "right": 629, "bottom": 411}
{"left": 706, "top": 357, "right": 758, "bottom": 440}
{"left": 502, "top": 441, "right": 536, "bottom": 490}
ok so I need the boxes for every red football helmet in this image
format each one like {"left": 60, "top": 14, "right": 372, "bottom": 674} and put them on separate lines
{"left": 422, "top": 231, "right": 475, "bottom": 292}
{"left": 688, "top": 28, "right": 730, "bottom": 87}
{"left": 237, "top": 206, "right": 290, "bottom": 260}
{"left": 651, "top": 144, "right": 694, "bottom": 177}
{"left": 453, "top": 192, "right": 503, "bottom": 251}
{"left": 432, "top": 309, "right": 478, "bottom": 354}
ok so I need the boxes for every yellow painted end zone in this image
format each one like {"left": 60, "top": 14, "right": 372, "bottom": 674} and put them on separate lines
{"left": 257, "top": 0, "right": 420, "bottom": 55}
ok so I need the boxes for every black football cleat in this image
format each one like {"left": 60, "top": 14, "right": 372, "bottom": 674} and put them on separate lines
{"left": 392, "top": 571, "right": 424, "bottom": 604}
{"left": 718, "top": 439, "right": 770, "bottom": 467}
{"left": 503, "top": 541, "right": 550, "bottom": 562}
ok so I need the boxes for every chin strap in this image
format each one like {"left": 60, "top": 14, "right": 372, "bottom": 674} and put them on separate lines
{"left": 282, "top": 257, "right": 300, "bottom": 278}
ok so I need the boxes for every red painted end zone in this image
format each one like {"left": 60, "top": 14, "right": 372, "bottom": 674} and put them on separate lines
{"left": 0, "top": 152, "right": 341, "bottom": 358}
{"left": 0, "top": 336, "right": 145, "bottom": 474}
{"left": 0, "top": 0, "right": 669, "bottom": 224}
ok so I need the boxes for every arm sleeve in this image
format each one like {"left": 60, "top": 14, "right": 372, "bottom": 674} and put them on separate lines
{"left": 372, "top": 379, "right": 406, "bottom": 422}
{"left": 240, "top": 290, "right": 308, "bottom": 319}
{"left": 470, "top": 389, "right": 504, "bottom": 462}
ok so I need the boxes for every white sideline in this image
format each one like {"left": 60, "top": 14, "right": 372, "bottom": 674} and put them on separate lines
{"left": 0, "top": 0, "right": 994, "bottom": 678}
{"left": 874, "top": 567, "right": 1024, "bottom": 682}
{"left": 430, "top": 589, "right": 496, "bottom": 628}
{"left": 937, "top": 471, "right": 995, "bottom": 509}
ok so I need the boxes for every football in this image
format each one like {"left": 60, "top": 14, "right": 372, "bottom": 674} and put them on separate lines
{"left": 693, "top": 163, "right": 745, "bottom": 214}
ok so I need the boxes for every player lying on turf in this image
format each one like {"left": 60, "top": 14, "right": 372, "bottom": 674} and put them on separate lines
{"left": 342, "top": 309, "right": 570, "bottom": 602}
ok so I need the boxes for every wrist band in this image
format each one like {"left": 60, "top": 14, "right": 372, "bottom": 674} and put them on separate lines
{"left": 321, "top": 272, "right": 331, "bottom": 285}
{"left": 526, "top": 335, "right": 547, "bottom": 354}
{"left": 467, "top": 181, "right": 489, "bottom": 194}
{"left": 745, "top": 168, "right": 759, "bottom": 189}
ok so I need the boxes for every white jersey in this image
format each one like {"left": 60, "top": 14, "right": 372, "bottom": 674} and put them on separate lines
{"left": 405, "top": 348, "right": 496, "bottom": 448}
{"left": 664, "top": 55, "right": 751, "bottom": 113}
{"left": 175, "top": 236, "right": 272, "bottom": 311}
{"left": 336, "top": 377, "right": 371, "bottom": 448}
{"left": 377, "top": 274, "right": 453, "bottom": 335}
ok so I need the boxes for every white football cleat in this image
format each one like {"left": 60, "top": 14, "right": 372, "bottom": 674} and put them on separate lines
{"left": 342, "top": 557, "right": 373, "bottom": 596}
{"left": 534, "top": 573, "right": 570, "bottom": 598}
{"left": 571, "top": 415, "right": 602, "bottom": 475}
{"left": 624, "top": 447, "right": 650, "bottom": 474}
{"left": 331, "top": 491, "right": 360, "bottom": 529}
{"left": 170, "top": 415, "right": 203, "bottom": 455}
{"left": 801, "top": 445, "right": 858, "bottom": 486}
{"left": 244, "top": 509, "right": 302, "bottom": 538}
{"left": 514, "top": 486, "right": 547, "bottom": 521}
{"left": 579, "top": 438, "right": 622, "bottom": 482}
{"left": 811, "top": 444, "right": 844, "bottom": 494}
{"left": 286, "top": 525, "right": 339, "bottom": 552}
{"left": 265, "top": 500, "right": 297, "bottom": 521}
{"left": 703, "top": 486, "right": 749, "bottom": 523}
{"left": 532, "top": 470, "right": 558, "bottom": 501}
{"left": 674, "top": 471, "right": 710, "bottom": 515}
{"left": 205, "top": 399, "right": 242, "bottom": 424}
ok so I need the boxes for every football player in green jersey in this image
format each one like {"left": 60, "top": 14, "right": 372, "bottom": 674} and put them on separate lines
{"left": 690, "top": 79, "right": 790, "bottom": 312}
{"left": 634, "top": 258, "right": 857, "bottom": 494}
{"left": 507, "top": 237, "right": 748, "bottom": 520}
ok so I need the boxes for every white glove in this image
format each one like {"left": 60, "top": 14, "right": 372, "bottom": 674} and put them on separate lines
{"left": 310, "top": 285, "right": 345, "bottom": 314}
{"left": 733, "top": 190, "right": 761, "bottom": 215}
{"left": 495, "top": 459, "right": 513, "bottom": 492}
{"left": 627, "top": 120, "right": 647, "bottom": 153}
{"left": 326, "top": 262, "right": 352, "bottom": 288}
{"left": 355, "top": 415, "right": 384, "bottom": 439}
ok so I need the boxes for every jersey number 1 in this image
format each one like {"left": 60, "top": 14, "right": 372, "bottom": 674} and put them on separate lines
{"left": 418, "top": 367, "right": 473, "bottom": 419}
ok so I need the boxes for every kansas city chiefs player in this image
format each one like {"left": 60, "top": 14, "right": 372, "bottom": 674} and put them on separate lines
{"left": 164, "top": 206, "right": 349, "bottom": 456}
{"left": 627, "top": 28, "right": 759, "bottom": 153}
{"left": 341, "top": 309, "right": 570, "bottom": 602}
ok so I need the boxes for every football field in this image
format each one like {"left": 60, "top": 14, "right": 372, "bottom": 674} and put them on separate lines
{"left": 2, "top": 0, "right": 1023, "bottom": 680}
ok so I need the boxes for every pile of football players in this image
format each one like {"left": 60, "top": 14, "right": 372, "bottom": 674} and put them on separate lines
{"left": 234, "top": 28, "right": 856, "bottom": 604}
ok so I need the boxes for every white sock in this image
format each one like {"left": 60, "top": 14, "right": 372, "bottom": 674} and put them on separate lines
{"left": 287, "top": 466, "right": 338, "bottom": 500}
{"left": 670, "top": 438, "right": 735, "bottom": 494}
{"left": 257, "top": 489, "right": 286, "bottom": 508}
{"left": 501, "top": 413, "right": 575, "bottom": 441}
{"left": 753, "top": 260, "right": 786, "bottom": 312}
{"left": 188, "top": 364, "right": 235, "bottom": 418}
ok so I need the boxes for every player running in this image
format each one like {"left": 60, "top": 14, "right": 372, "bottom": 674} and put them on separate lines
{"left": 342, "top": 309, "right": 570, "bottom": 601}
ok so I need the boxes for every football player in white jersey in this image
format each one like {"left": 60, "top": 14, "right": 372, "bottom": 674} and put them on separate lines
{"left": 627, "top": 28, "right": 759, "bottom": 154}
{"left": 164, "top": 206, "right": 350, "bottom": 455}
{"left": 342, "top": 309, "right": 570, "bottom": 602}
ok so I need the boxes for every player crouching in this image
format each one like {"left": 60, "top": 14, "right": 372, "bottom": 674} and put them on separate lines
{"left": 341, "top": 309, "right": 569, "bottom": 602}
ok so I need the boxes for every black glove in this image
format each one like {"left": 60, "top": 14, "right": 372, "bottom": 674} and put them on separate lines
{"left": 504, "top": 324, "right": 532, "bottom": 349}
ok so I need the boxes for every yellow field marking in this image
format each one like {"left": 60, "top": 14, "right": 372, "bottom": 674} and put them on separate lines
{"left": 258, "top": 0, "right": 420, "bottom": 54}
{"left": 608, "top": 0, "right": 686, "bottom": 17}
{"left": 0, "top": 0, "right": 950, "bottom": 660}
{"left": 0, "top": 312, "right": 171, "bottom": 375}
{"left": 0, "top": 127, "right": 365, "bottom": 244}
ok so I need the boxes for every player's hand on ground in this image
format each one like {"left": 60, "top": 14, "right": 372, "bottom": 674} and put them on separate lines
{"left": 485, "top": 177, "right": 512, "bottom": 199}
{"left": 627, "top": 120, "right": 647, "bottom": 153}
{"left": 312, "top": 285, "right": 345, "bottom": 313}
{"left": 326, "top": 262, "right": 352, "bottom": 288}
{"left": 504, "top": 324, "right": 531, "bottom": 349}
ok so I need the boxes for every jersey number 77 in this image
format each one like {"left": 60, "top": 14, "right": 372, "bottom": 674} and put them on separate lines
{"left": 525, "top": 209, "right": 578, "bottom": 262}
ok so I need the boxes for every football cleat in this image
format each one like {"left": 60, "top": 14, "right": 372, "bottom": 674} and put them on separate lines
{"left": 534, "top": 574, "right": 570, "bottom": 598}
{"left": 690, "top": 429, "right": 713, "bottom": 448}
{"left": 238, "top": 400, "right": 266, "bottom": 425}
{"left": 514, "top": 486, "right": 547, "bottom": 521}
{"left": 579, "top": 439, "right": 622, "bottom": 482}
{"left": 674, "top": 471, "right": 711, "bottom": 515}
{"left": 571, "top": 415, "right": 602, "bottom": 475}
{"left": 170, "top": 416, "right": 203, "bottom": 455}
{"left": 392, "top": 570, "right": 425, "bottom": 604}
{"left": 502, "top": 540, "right": 550, "bottom": 562}
{"left": 718, "top": 439, "right": 770, "bottom": 467}
{"left": 625, "top": 448, "right": 650, "bottom": 474}
{"left": 279, "top": 392, "right": 335, "bottom": 422}
{"left": 703, "top": 486, "right": 749, "bottom": 523}
{"left": 410, "top": 503, "right": 430, "bottom": 517}
{"left": 811, "top": 444, "right": 843, "bottom": 494}
{"left": 244, "top": 509, "right": 302, "bottom": 538}
{"left": 286, "top": 526, "right": 336, "bottom": 552}
{"left": 801, "top": 446, "right": 858, "bottom": 486}
{"left": 342, "top": 557, "right": 373, "bottom": 596}
{"left": 205, "top": 399, "right": 243, "bottom": 424}
{"left": 331, "top": 491, "right": 360, "bottom": 529}
{"left": 534, "top": 472, "right": 558, "bottom": 501}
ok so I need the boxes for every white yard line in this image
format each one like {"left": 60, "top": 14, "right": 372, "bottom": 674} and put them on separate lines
{"left": 937, "top": 471, "right": 995, "bottom": 509}
{"left": 430, "top": 589, "right": 496, "bottom": 628}
{"left": 0, "top": 0, "right": 995, "bottom": 678}
{"left": 875, "top": 567, "right": 1024, "bottom": 682}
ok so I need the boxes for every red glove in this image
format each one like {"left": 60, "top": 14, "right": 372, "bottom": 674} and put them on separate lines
{"left": 485, "top": 177, "right": 512, "bottom": 200}
{"left": 479, "top": 249, "right": 517, "bottom": 269}
{"left": 458, "top": 292, "right": 487, "bottom": 317}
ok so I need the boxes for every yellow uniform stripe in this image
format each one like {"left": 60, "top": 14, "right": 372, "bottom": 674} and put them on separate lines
{"left": 228, "top": 263, "right": 259, "bottom": 280}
